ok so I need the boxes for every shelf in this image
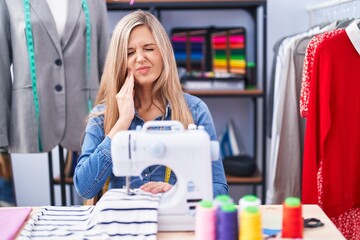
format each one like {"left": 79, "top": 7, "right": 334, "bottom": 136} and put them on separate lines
{"left": 226, "top": 170, "right": 262, "bottom": 185}
{"left": 106, "top": 0, "right": 267, "bottom": 203}
{"left": 107, "top": 0, "right": 264, "bottom": 2}
{"left": 106, "top": 0, "right": 265, "bottom": 4}
{"left": 106, "top": 0, "right": 266, "bottom": 10}
{"left": 184, "top": 88, "right": 263, "bottom": 97}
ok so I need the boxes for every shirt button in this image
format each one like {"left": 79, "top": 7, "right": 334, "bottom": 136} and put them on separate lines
{"left": 55, "top": 59, "right": 62, "bottom": 66}
{"left": 54, "top": 84, "right": 63, "bottom": 92}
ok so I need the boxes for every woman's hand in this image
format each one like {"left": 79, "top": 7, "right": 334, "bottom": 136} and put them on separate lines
{"left": 117, "top": 71, "right": 135, "bottom": 122}
{"left": 140, "top": 181, "right": 172, "bottom": 194}
{"left": 108, "top": 72, "right": 135, "bottom": 138}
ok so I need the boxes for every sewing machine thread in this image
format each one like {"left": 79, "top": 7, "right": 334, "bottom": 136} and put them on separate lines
{"left": 214, "top": 194, "right": 233, "bottom": 206}
{"left": 217, "top": 203, "right": 238, "bottom": 240}
{"left": 195, "top": 200, "right": 216, "bottom": 240}
{"left": 281, "top": 197, "right": 303, "bottom": 238}
{"left": 239, "top": 206, "right": 262, "bottom": 240}
{"left": 214, "top": 194, "right": 234, "bottom": 240}
{"left": 239, "top": 194, "right": 261, "bottom": 212}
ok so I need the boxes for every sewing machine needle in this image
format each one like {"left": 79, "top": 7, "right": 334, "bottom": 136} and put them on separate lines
{"left": 126, "top": 176, "right": 130, "bottom": 195}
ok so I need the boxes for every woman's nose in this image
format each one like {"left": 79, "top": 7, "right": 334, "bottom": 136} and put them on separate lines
{"left": 135, "top": 51, "right": 146, "bottom": 63}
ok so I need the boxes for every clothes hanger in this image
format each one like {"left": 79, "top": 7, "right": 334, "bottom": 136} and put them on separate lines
{"left": 336, "top": 18, "right": 355, "bottom": 28}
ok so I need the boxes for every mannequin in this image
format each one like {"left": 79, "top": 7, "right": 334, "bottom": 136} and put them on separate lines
{"left": 46, "top": 0, "right": 68, "bottom": 39}
{"left": 0, "top": 0, "right": 110, "bottom": 153}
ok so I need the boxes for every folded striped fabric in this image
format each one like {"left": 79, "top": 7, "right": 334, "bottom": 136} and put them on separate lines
{"left": 19, "top": 189, "right": 161, "bottom": 240}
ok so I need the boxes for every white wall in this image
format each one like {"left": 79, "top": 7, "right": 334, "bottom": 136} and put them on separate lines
{"left": 11, "top": 0, "right": 324, "bottom": 206}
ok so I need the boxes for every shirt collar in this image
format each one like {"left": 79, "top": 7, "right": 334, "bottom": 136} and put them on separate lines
{"left": 345, "top": 19, "right": 360, "bottom": 55}
{"left": 134, "top": 102, "right": 171, "bottom": 120}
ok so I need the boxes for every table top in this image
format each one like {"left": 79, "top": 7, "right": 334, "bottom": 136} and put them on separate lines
{"left": 157, "top": 205, "right": 345, "bottom": 240}
{"left": 7, "top": 204, "right": 344, "bottom": 240}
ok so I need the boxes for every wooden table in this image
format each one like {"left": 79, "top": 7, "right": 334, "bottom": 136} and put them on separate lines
{"left": 157, "top": 205, "right": 345, "bottom": 240}
{"left": 12, "top": 204, "right": 344, "bottom": 239}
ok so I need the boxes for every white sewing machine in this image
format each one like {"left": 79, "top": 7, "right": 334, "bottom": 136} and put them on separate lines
{"left": 111, "top": 120, "right": 219, "bottom": 231}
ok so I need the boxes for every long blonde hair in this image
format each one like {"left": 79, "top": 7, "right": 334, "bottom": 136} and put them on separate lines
{"left": 95, "top": 10, "right": 193, "bottom": 134}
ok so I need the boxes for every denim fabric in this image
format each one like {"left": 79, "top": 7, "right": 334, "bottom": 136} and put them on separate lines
{"left": 74, "top": 93, "right": 228, "bottom": 199}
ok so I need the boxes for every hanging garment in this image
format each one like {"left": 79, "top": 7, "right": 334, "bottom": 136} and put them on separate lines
{"left": 266, "top": 21, "right": 340, "bottom": 204}
{"left": 299, "top": 29, "right": 343, "bottom": 118}
{"left": 19, "top": 189, "right": 161, "bottom": 240}
{"left": 302, "top": 20, "right": 360, "bottom": 240}
{"left": 0, "top": 0, "right": 109, "bottom": 153}
{"left": 267, "top": 36, "right": 287, "bottom": 138}
{"left": 266, "top": 26, "right": 323, "bottom": 204}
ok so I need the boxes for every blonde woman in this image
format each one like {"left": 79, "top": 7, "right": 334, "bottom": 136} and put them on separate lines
{"left": 74, "top": 10, "right": 228, "bottom": 199}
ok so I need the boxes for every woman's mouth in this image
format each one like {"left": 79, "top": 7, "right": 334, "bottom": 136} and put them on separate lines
{"left": 136, "top": 66, "right": 150, "bottom": 74}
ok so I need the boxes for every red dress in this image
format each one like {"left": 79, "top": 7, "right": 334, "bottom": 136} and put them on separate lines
{"left": 302, "top": 29, "right": 360, "bottom": 239}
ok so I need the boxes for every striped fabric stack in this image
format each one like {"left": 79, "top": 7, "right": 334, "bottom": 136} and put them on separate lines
{"left": 19, "top": 189, "right": 161, "bottom": 240}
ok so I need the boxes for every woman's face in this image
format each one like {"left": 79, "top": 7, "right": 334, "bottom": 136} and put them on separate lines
{"left": 127, "top": 25, "right": 163, "bottom": 86}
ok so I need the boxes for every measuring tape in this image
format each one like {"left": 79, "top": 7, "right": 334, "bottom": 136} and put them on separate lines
{"left": 164, "top": 166, "right": 171, "bottom": 183}
{"left": 23, "top": 0, "right": 42, "bottom": 152}
{"left": 80, "top": 0, "right": 93, "bottom": 112}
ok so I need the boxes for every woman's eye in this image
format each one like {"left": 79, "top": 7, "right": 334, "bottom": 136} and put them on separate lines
{"left": 128, "top": 51, "right": 134, "bottom": 56}
{"left": 145, "top": 48, "right": 154, "bottom": 51}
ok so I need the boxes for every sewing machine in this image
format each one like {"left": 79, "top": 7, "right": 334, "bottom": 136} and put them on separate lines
{"left": 111, "top": 120, "right": 219, "bottom": 231}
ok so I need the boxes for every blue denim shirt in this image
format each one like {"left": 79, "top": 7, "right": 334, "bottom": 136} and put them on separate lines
{"left": 74, "top": 93, "right": 228, "bottom": 199}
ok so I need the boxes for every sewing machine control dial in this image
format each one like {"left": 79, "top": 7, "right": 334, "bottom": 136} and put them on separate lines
{"left": 149, "top": 140, "right": 166, "bottom": 158}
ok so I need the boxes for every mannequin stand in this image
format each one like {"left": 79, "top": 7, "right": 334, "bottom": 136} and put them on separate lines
{"left": 48, "top": 145, "right": 74, "bottom": 206}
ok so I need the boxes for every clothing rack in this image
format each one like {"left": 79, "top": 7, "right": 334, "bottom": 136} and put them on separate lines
{"left": 306, "top": 0, "right": 360, "bottom": 27}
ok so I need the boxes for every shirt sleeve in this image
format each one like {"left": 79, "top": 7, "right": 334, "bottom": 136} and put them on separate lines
{"left": 193, "top": 98, "right": 229, "bottom": 197}
{"left": 73, "top": 113, "right": 113, "bottom": 199}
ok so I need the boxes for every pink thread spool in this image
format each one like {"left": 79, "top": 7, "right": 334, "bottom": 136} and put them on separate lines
{"left": 281, "top": 197, "right": 303, "bottom": 238}
{"left": 195, "top": 200, "right": 216, "bottom": 240}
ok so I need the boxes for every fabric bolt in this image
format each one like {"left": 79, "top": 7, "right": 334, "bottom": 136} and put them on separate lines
{"left": 0, "top": 0, "right": 109, "bottom": 153}
{"left": 19, "top": 189, "right": 161, "bottom": 240}
{"left": 302, "top": 19, "right": 360, "bottom": 240}
{"left": 74, "top": 93, "right": 228, "bottom": 200}
{"left": 0, "top": 207, "right": 32, "bottom": 240}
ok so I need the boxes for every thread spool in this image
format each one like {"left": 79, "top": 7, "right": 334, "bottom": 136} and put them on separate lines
{"left": 214, "top": 195, "right": 234, "bottom": 239}
{"left": 282, "top": 197, "right": 303, "bottom": 238}
{"left": 239, "top": 195, "right": 261, "bottom": 212}
{"left": 239, "top": 206, "right": 262, "bottom": 240}
{"left": 195, "top": 200, "right": 216, "bottom": 240}
{"left": 246, "top": 61, "right": 256, "bottom": 89}
{"left": 214, "top": 194, "right": 233, "bottom": 206}
{"left": 217, "top": 203, "right": 238, "bottom": 240}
